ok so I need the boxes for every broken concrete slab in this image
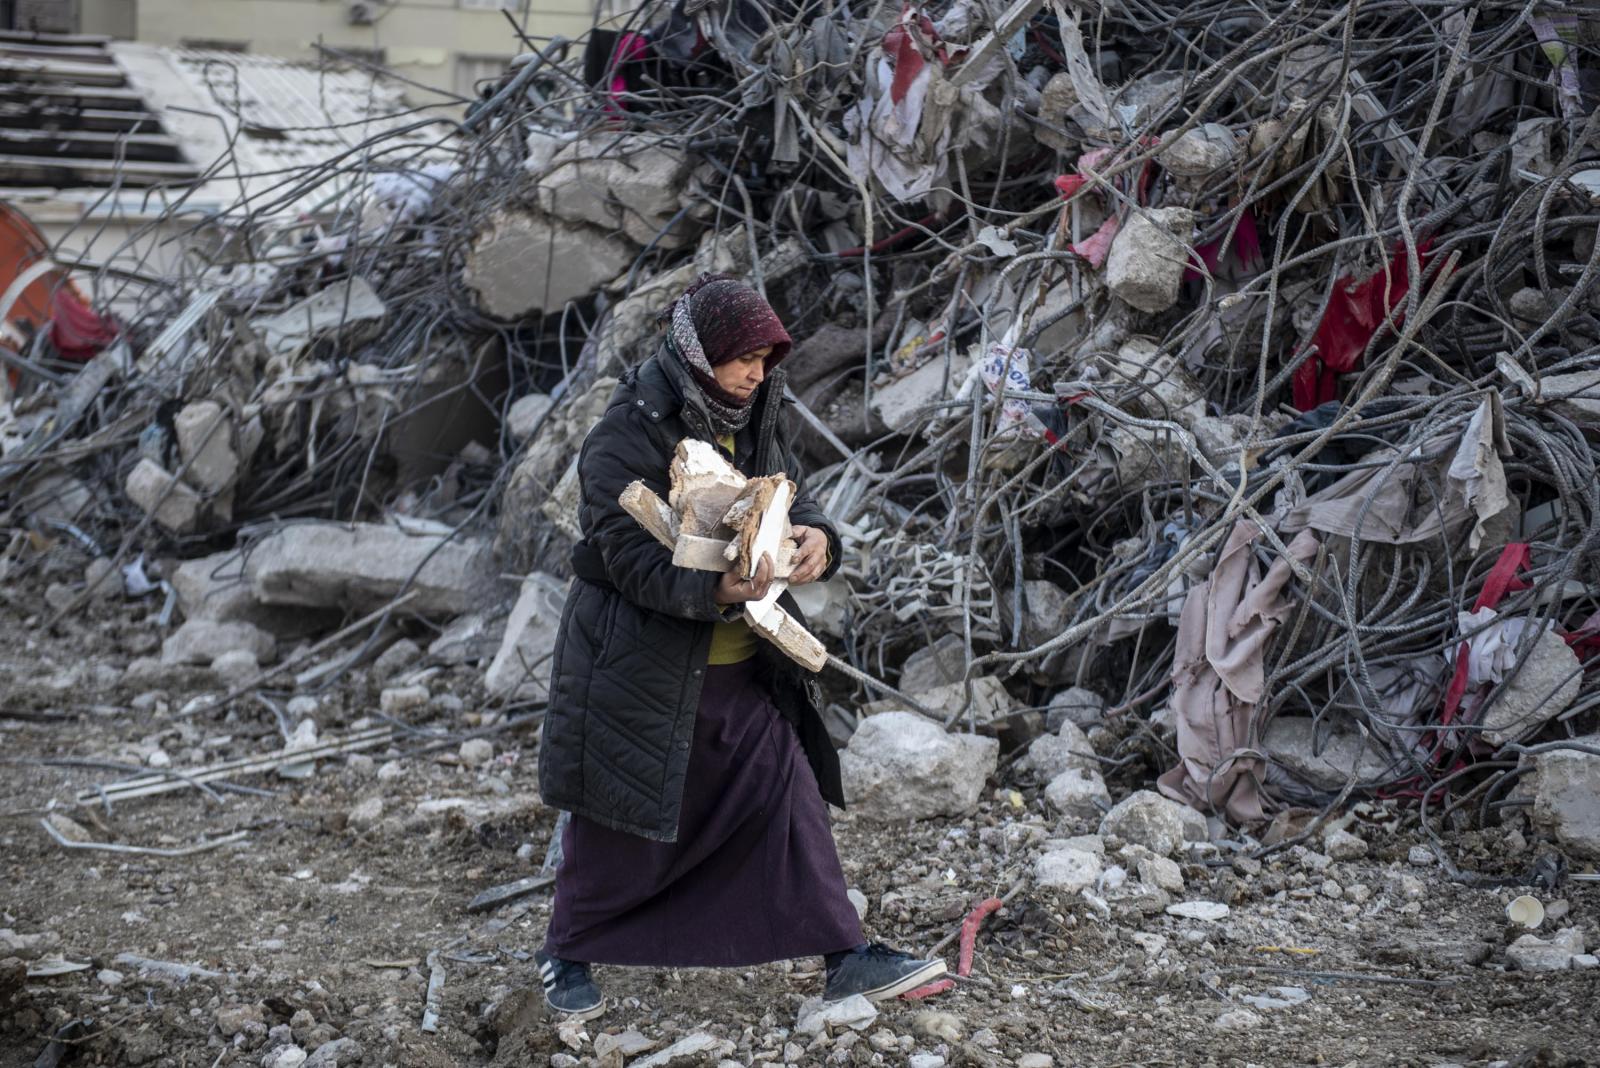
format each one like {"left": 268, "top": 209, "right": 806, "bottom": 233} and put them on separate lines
{"left": 1160, "top": 123, "right": 1237, "bottom": 177}
{"left": 1106, "top": 207, "right": 1195, "bottom": 313}
{"left": 1479, "top": 625, "right": 1582, "bottom": 745}
{"left": 161, "top": 620, "right": 277, "bottom": 666}
{"left": 124, "top": 458, "right": 202, "bottom": 534}
{"left": 427, "top": 613, "right": 501, "bottom": 666}
{"left": 841, "top": 711, "right": 999, "bottom": 821}
{"left": 1530, "top": 739, "right": 1600, "bottom": 859}
{"left": 1507, "top": 927, "right": 1585, "bottom": 972}
{"left": 537, "top": 135, "right": 706, "bottom": 249}
{"left": 483, "top": 573, "right": 567, "bottom": 699}
{"left": 462, "top": 209, "right": 634, "bottom": 319}
{"left": 899, "top": 633, "right": 967, "bottom": 696}
{"left": 870, "top": 347, "right": 977, "bottom": 432}
{"left": 1264, "top": 716, "right": 1393, "bottom": 791}
{"left": 173, "top": 400, "right": 239, "bottom": 495}
{"left": 1099, "top": 790, "right": 1206, "bottom": 855}
{"left": 252, "top": 276, "right": 386, "bottom": 359}
{"left": 247, "top": 522, "right": 498, "bottom": 616}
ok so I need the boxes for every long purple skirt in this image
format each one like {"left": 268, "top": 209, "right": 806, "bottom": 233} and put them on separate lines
{"left": 543, "top": 659, "right": 864, "bottom": 967}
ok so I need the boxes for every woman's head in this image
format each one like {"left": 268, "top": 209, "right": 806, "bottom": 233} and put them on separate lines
{"left": 685, "top": 275, "right": 790, "bottom": 385}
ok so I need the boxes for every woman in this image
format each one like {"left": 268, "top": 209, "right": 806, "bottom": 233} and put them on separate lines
{"left": 535, "top": 274, "right": 945, "bottom": 1019}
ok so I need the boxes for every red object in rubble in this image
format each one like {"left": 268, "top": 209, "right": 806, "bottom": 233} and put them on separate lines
{"left": 1291, "top": 240, "right": 1433, "bottom": 411}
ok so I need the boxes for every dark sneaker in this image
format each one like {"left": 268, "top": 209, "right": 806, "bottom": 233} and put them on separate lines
{"left": 535, "top": 951, "right": 605, "bottom": 1021}
{"left": 823, "top": 943, "right": 947, "bottom": 1003}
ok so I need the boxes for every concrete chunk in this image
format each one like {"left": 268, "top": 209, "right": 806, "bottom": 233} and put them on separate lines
{"left": 252, "top": 276, "right": 385, "bottom": 359}
{"left": 841, "top": 711, "right": 999, "bottom": 821}
{"left": 483, "top": 573, "right": 567, "bottom": 699}
{"left": 1106, "top": 207, "right": 1195, "bottom": 313}
{"left": 161, "top": 620, "right": 276, "bottom": 666}
{"left": 462, "top": 209, "right": 633, "bottom": 319}
{"left": 1531, "top": 739, "right": 1600, "bottom": 859}
{"left": 124, "top": 458, "right": 202, "bottom": 534}
{"left": 173, "top": 400, "right": 239, "bottom": 495}
{"left": 1044, "top": 766, "right": 1112, "bottom": 823}
{"left": 1034, "top": 846, "right": 1103, "bottom": 892}
{"left": 1099, "top": 790, "right": 1206, "bottom": 855}
{"left": 247, "top": 522, "right": 497, "bottom": 616}
{"left": 1479, "top": 625, "right": 1582, "bottom": 745}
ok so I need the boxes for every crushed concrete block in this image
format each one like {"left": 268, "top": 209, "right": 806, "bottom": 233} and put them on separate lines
{"left": 161, "top": 620, "right": 276, "bottom": 666}
{"left": 483, "top": 573, "right": 567, "bottom": 699}
{"left": 1023, "top": 721, "right": 1098, "bottom": 781}
{"left": 1044, "top": 766, "right": 1112, "bottom": 823}
{"left": 252, "top": 276, "right": 385, "bottom": 359}
{"left": 1323, "top": 828, "right": 1369, "bottom": 861}
{"left": 173, "top": 400, "right": 239, "bottom": 495}
{"left": 1160, "top": 123, "right": 1237, "bottom": 177}
{"left": 124, "top": 458, "right": 202, "bottom": 534}
{"left": 1264, "top": 716, "right": 1392, "bottom": 790}
{"left": 1099, "top": 790, "right": 1206, "bottom": 855}
{"left": 1480, "top": 626, "right": 1582, "bottom": 745}
{"left": 538, "top": 136, "right": 705, "bottom": 249}
{"left": 865, "top": 675, "right": 1017, "bottom": 724}
{"left": 1106, "top": 207, "right": 1195, "bottom": 313}
{"left": 1137, "top": 853, "right": 1185, "bottom": 893}
{"left": 1020, "top": 579, "right": 1071, "bottom": 650}
{"left": 870, "top": 347, "right": 977, "bottom": 432}
{"left": 247, "top": 522, "right": 497, "bottom": 616}
{"left": 1507, "top": 927, "right": 1585, "bottom": 972}
{"left": 841, "top": 711, "right": 999, "bottom": 821}
{"left": 462, "top": 209, "right": 634, "bottom": 318}
{"left": 172, "top": 551, "right": 256, "bottom": 622}
{"left": 1034, "top": 846, "right": 1104, "bottom": 892}
{"left": 458, "top": 739, "right": 494, "bottom": 767}
{"left": 1094, "top": 337, "right": 1205, "bottom": 424}
{"left": 1530, "top": 738, "right": 1600, "bottom": 859}
{"left": 506, "top": 393, "right": 554, "bottom": 442}
{"left": 1046, "top": 687, "right": 1106, "bottom": 732}
{"left": 899, "top": 634, "right": 966, "bottom": 696}
{"left": 796, "top": 994, "right": 878, "bottom": 1036}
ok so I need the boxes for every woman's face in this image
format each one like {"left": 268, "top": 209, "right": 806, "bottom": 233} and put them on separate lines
{"left": 712, "top": 345, "right": 772, "bottom": 401}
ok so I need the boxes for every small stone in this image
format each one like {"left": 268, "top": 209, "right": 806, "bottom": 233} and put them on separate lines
{"left": 1044, "top": 767, "right": 1112, "bottom": 823}
{"left": 380, "top": 685, "right": 429, "bottom": 714}
{"left": 1408, "top": 845, "right": 1436, "bottom": 867}
{"left": 1166, "top": 900, "right": 1229, "bottom": 921}
{"left": 371, "top": 638, "right": 422, "bottom": 684}
{"left": 46, "top": 812, "right": 94, "bottom": 844}
{"left": 797, "top": 993, "right": 879, "bottom": 1036}
{"left": 1239, "top": 986, "right": 1310, "bottom": 1011}
{"left": 376, "top": 760, "right": 405, "bottom": 782}
{"left": 1231, "top": 855, "right": 1263, "bottom": 877}
{"left": 262, "top": 1046, "right": 308, "bottom": 1068}
{"left": 303, "top": 1038, "right": 364, "bottom": 1067}
{"left": 1323, "top": 828, "right": 1368, "bottom": 861}
{"left": 507, "top": 393, "right": 556, "bottom": 441}
{"left": 348, "top": 797, "right": 383, "bottom": 830}
{"left": 1213, "top": 1009, "right": 1263, "bottom": 1032}
{"left": 1099, "top": 790, "right": 1206, "bottom": 856}
{"left": 1034, "top": 847, "right": 1104, "bottom": 893}
{"left": 1346, "top": 883, "right": 1372, "bottom": 905}
{"left": 1130, "top": 932, "right": 1167, "bottom": 956}
{"left": 347, "top": 754, "right": 375, "bottom": 776}
{"left": 1572, "top": 954, "right": 1599, "bottom": 969}
{"left": 287, "top": 695, "right": 320, "bottom": 719}
{"left": 1136, "top": 854, "right": 1185, "bottom": 893}
{"left": 1546, "top": 899, "right": 1571, "bottom": 923}
{"left": 96, "top": 968, "right": 124, "bottom": 986}
{"left": 551, "top": 1056, "right": 580, "bottom": 1068}
{"left": 458, "top": 738, "right": 494, "bottom": 767}
{"left": 1045, "top": 687, "right": 1105, "bottom": 732}
{"left": 908, "top": 1055, "right": 946, "bottom": 1068}
{"left": 847, "top": 888, "right": 869, "bottom": 922}
{"left": 289, "top": 1009, "right": 316, "bottom": 1044}
{"left": 162, "top": 619, "right": 277, "bottom": 666}
{"left": 1294, "top": 848, "right": 1332, "bottom": 873}
{"left": 868, "top": 1031, "right": 899, "bottom": 1052}
{"left": 147, "top": 749, "right": 171, "bottom": 769}
{"left": 1397, "top": 875, "right": 1426, "bottom": 901}
{"left": 84, "top": 557, "right": 120, "bottom": 600}
{"left": 1017, "top": 1056, "right": 1054, "bottom": 1068}
{"left": 211, "top": 649, "right": 260, "bottom": 687}
{"left": 216, "top": 1002, "right": 266, "bottom": 1036}
{"left": 1320, "top": 879, "right": 1343, "bottom": 900}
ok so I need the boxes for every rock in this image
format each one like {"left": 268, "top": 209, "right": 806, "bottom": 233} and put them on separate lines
{"left": 592, "top": 1029, "right": 654, "bottom": 1059}
{"left": 161, "top": 620, "right": 276, "bottom": 666}
{"left": 380, "top": 685, "right": 429, "bottom": 714}
{"left": 1095, "top": 337, "right": 1205, "bottom": 424}
{"left": 303, "top": 1038, "right": 364, "bottom": 1067}
{"left": 1213, "top": 1009, "right": 1263, "bottom": 1032}
{"left": 428, "top": 613, "right": 500, "bottom": 665}
{"left": 483, "top": 573, "right": 566, "bottom": 699}
{"left": 96, "top": 968, "right": 124, "bottom": 986}
{"left": 459, "top": 739, "right": 494, "bottom": 768}
{"left": 1573, "top": 954, "right": 1599, "bottom": 969}
{"left": 247, "top": 521, "right": 498, "bottom": 617}
{"left": 124, "top": 458, "right": 203, "bottom": 533}
{"left": 1017, "top": 1055, "right": 1054, "bottom": 1068}
{"left": 840, "top": 711, "right": 999, "bottom": 821}
{"left": 371, "top": 639, "right": 422, "bottom": 683}
{"left": 1044, "top": 767, "right": 1112, "bottom": 823}
{"left": 1130, "top": 932, "right": 1167, "bottom": 956}
{"left": 1480, "top": 627, "right": 1582, "bottom": 745}
{"left": 84, "top": 557, "right": 119, "bottom": 600}
{"left": 1034, "top": 847, "right": 1104, "bottom": 893}
{"left": 376, "top": 760, "right": 405, "bottom": 782}
{"left": 1166, "top": 900, "right": 1229, "bottom": 921}
{"left": 632, "top": 1033, "right": 735, "bottom": 1068}
{"left": 1046, "top": 687, "right": 1105, "bottom": 732}
{"left": 1239, "top": 986, "right": 1310, "bottom": 1010}
{"left": 463, "top": 208, "right": 635, "bottom": 318}
{"left": 866, "top": 676, "right": 1017, "bottom": 724}
{"left": 506, "top": 393, "right": 555, "bottom": 442}
{"left": 1160, "top": 123, "right": 1237, "bottom": 177}
{"left": 1019, "top": 579, "right": 1071, "bottom": 649}
{"left": 1323, "top": 828, "right": 1368, "bottom": 861}
{"left": 348, "top": 798, "right": 383, "bottom": 830}
{"left": 1023, "top": 721, "right": 1098, "bottom": 781}
{"left": 899, "top": 634, "right": 966, "bottom": 695}
{"left": 1507, "top": 927, "right": 1585, "bottom": 973}
{"left": 174, "top": 400, "right": 240, "bottom": 495}
{"left": 847, "top": 888, "right": 869, "bottom": 921}
{"left": 1263, "top": 717, "right": 1392, "bottom": 790}
{"left": 1099, "top": 790, "right": 1206, "bottom": 855}
{"left": 1136, "top": 854, "right": 1185, "bottom": 893}
{"left": 538, "top": 135, "right": 704, "bottom": 248}
{"left": 871, "top": 346, "right": 978, "bottom": 432}
{"left": 253, "top": 276, "right": 384, "bottom": 358}
{"left": 1408, "top": 845, "right": 1436, "bottom": 867}
{"left": 211, "top": 649, "right": 261, "bottom": 687}
{"left": 262, "top": 1046, "right": 308, "bottom": 1068}
{"left": 797, "top": 994, "right": 879, "bottom": 1036}
{"left": 908, "top": 1056, "right": 946, "bottom": 1068}
{"left": 1106, "top": 207, "right": 1195, "bottom": 313}
{"left": 171, "top": 551, "right": 315, "bottom": 634}
{"left": 46, "top": 812, "right": 93, "bottom": 843}
{"left": 45, "top": 582, "right": 75, "bottom": 612}
{"left": 1531, "top": 739, "right": 1600, "bottom": 858}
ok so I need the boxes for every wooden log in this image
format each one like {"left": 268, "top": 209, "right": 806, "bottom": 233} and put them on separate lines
{"left": 746, "top": 603, "right": 827, "bottom": 672}
{"left": 619, "top": 480, "right": 679, "bottom": 548}
{"left": 669, "top": 439, "right": 747, "bottom": 535}
{"left": 673, "top": 534, "right": 736, "bottom": 572}
{"left": 730, "top": 476, "right": 795, "bottom": 579}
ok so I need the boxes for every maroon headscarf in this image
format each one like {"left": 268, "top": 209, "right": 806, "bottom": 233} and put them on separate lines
{"left": 662, "top": 274, "right": 791, "bottom": 434}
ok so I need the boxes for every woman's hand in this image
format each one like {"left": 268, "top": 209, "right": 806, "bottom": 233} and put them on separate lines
{"left": 787, "top": 525, "right": 829, "bottom": 586}
{"left": 714, "top": 554, "right": 775, "bottom": 605}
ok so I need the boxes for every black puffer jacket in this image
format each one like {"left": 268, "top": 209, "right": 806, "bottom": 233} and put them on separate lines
{"left": 537, "top": 349, "right": 843, "bottom": 842}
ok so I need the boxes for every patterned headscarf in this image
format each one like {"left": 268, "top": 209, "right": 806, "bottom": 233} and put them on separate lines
{"left": 660, "top": 274, "right": 791, "bottom": 435}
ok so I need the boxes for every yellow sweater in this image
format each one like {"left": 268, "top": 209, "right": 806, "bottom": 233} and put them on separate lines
{"left": 707, "top": 433, "right": 757, "bottom": 665}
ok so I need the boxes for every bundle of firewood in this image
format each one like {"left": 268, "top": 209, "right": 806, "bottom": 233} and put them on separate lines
{"left": 619, "top": 440, "right": 827, "bottom": 672}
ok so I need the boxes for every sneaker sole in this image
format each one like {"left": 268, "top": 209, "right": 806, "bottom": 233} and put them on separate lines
{"left": 856, "top": 959, "right": 949, "bottom": 1003}
{"left": 545, "top": 994, "right": 607, "bottom": 1022}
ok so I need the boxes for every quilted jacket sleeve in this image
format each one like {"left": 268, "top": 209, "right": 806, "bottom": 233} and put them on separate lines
{"left": 579, "top": 408, "right": 729, "bottom": 623}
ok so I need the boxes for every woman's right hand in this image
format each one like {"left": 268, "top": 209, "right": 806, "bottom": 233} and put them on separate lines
{"left": 714, "top": 554, "right": 775, "bottom": 605}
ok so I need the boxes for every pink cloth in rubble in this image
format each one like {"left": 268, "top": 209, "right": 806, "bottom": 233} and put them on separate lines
{"left": 1158, "top": 522, "right": 1320, "bottom": 822}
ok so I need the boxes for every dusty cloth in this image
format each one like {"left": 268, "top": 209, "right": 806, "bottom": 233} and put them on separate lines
{"left": 663, "top": 275, "right": 791, "bottom": 435}
{"left": 543, "top": 658, "right": 864, "bottom": 966}
{"left": 1158, "top": 523, "right": 1320, "bottom": 821}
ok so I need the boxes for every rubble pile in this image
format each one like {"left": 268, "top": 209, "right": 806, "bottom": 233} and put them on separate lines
{"left": 1, "top": 0, "right": 1598, "bottom": 856}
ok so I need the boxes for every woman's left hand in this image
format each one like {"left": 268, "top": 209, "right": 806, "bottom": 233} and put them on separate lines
{"left": 787, "top": 526, "right": 829, "bottom": 586}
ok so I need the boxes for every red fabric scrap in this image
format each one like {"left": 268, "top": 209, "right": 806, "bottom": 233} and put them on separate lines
{"left": 900, "top": 895, "right": 1005, "bottom": 1002}
{"left": 1292, "top": 240, "right": 1434, "bottom": 411}
{"left": 1439, "top": 543, "right": 1532, "bottom": 730}
{"left": 1185, "top": 208, "right": 1263, "bottom": 282}
{"left": 49, "top": 288, "right": 118, "bottom": 362}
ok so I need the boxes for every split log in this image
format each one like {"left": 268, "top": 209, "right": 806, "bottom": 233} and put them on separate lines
{"left": 620, "top": 481, "right": 679, "bottom": 548}
{"left": 670, "top": 439, "right": 745, "bottom": 535}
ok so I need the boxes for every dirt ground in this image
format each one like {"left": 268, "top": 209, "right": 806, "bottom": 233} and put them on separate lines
{"left": 2, "top": 579, "right": 1597, "bottom": 1068}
